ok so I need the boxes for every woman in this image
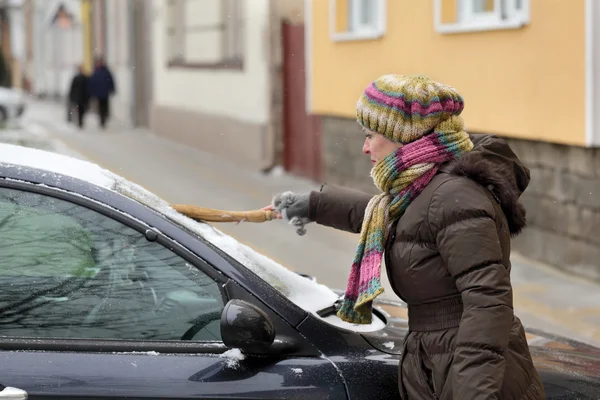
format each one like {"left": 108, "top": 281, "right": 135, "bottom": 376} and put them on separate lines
{"left": 267, "top": 75, "right": 545, "bottom": 399}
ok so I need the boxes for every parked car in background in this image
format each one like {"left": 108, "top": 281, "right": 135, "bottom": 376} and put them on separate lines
{"left": 0, "top": 143, "right": 599, "bottom": 399}
{"left": 0, "top": 87, "right": 25, "bottom": 123}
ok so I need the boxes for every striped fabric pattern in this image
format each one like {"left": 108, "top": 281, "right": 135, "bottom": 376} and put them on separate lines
{"left": 356, "top": 74, "right": 465, "bottom": 144}
{"left": 337, "top": 75, "right": 473, "bottom": 324}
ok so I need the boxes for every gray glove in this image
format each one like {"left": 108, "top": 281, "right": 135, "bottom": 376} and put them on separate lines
{"left": 272, "top": 191, "right": 312, "bottom": 236}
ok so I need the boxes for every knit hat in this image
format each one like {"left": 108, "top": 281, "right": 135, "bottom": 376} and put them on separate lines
{"left": 356, "top": 74, "right": 465, "bottom": 144}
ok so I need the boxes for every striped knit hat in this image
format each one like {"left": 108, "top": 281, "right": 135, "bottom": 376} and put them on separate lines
{"left": 356, "top": 74, "right": 465, "bottom": 144}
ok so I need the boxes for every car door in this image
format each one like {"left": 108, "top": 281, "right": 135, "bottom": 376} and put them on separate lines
{"left": 0, "top": 183, "right": 347, "bottom": 399}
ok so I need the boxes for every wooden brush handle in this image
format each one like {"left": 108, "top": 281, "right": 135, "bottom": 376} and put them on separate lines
{"left": 171, "top": 204, "right": 276, "bottom": 223}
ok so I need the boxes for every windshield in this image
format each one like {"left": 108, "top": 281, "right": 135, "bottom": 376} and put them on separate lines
{"left": 113, "top": 177, "right": 386, "bottom": 332}
{"left": 0, "top": 145, "right": 387, "bottom": 332}
{"left": 110, "top": 176, "right": 342, "bottom": 311}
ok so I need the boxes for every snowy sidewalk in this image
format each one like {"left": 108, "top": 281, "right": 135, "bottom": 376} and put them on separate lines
{"left": 6, "top": 97, "right": 600, "bottom": 348}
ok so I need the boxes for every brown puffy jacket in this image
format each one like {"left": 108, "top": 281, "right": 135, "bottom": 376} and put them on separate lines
{"left": 308, "top": 134, "right": 545, "bottom": 399}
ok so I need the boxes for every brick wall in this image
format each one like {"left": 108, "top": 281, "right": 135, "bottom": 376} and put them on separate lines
{"left": 319, "top": 116, "right": 600, "bottom": 279}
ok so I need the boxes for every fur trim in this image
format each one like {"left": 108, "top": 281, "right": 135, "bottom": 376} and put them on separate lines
{"left": 449, "top": 152, "right": 527, "bottom": 236}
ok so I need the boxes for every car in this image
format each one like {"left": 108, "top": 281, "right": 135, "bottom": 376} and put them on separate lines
{"left": 0, "top": 87, "right": 25, "bottom": 124}
{"left": 0, "top": 142, "right": 599, "bottom": 399}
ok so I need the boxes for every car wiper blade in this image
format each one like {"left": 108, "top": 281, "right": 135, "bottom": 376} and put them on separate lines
{"left": 316, "top": 297, "right": 343, "bottom": 318}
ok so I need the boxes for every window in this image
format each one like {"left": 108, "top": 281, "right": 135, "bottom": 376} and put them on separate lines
{"left": 329, "top": 0, "right": 386, "bottom": 42}
{"left": 434, "top": 0, "right": 529, "bottom": 34}
{"left": 0, "top": 188, "right": 225, "bottom": 342}
{"left": 166, "top": 0, "right": 244, "bottom": 69}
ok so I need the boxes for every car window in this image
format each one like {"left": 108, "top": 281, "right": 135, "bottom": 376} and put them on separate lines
{"left": 0, "top": 187, "right": 224, "bottom": 342}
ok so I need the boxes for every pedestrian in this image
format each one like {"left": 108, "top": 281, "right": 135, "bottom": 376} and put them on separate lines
{"left": 266, "top": 74, "right": 545, "bottom": 399}
{"left": 88, "top": 56, "right": 116, "bottom": 129}
{"left": 67, "top": 64, "right": 89, "bottom": 129}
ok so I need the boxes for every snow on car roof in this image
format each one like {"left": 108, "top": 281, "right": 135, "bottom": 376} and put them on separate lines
{"left": 0, "top": 142, "right": 115, "bottom": 188}
{"left": 0, "top": 143, "right": 385, "bottom": 331}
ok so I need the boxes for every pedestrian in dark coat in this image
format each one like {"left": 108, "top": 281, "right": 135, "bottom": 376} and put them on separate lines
{"left": 88, "top": 56, "right": 116, "bottom": 129}
{"left": 266, "top": 74, "right": 546, "bottom": 399}
{"left": 68, "top": 65, "right": 89, "bottom": 128}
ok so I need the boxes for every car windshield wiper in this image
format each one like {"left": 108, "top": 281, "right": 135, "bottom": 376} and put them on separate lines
{"left": 316, "top": 295, "right": 344, "bottom": 318}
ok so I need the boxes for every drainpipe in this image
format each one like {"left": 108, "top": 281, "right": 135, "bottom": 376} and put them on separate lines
{"left": 102, "top": 0, "right": 108, "bottom": 58}
{"left": 127, "top": 0, "right": 136, "bottom": 127}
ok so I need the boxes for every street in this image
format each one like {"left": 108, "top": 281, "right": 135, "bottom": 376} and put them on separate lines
{"left": 9, "top": 98, "right": 600, "bottom": 348}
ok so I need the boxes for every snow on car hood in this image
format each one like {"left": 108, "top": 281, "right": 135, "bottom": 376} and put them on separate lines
{"left": 0, "top": 143, "right": 342, "bottom": 314}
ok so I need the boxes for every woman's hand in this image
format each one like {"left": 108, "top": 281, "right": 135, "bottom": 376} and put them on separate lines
{"left": 267, "top": 191, "right": 312, "bottom": 236}
{"left": 261, "top": 204, "right": 283, "bottom": 219}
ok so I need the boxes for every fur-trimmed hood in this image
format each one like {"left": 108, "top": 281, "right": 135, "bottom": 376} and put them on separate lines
{"left": 443, "top": 134, "right": 530, "bottom": 236}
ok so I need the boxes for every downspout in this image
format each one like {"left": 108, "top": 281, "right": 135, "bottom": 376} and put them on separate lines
{"left": 128, "top": 0, "right": 136, "bottom": 127}
{"left": 103, "top": 0, "right": 108, "bottom": 57}
{"left": 263, "top": 0, "right": 277, "bottom": 171}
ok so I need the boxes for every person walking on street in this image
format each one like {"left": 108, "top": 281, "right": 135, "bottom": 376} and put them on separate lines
{"left": 67, "top": 65, "right": 89, "bottom": 129}
{"left": 88, "top": 56, "right": 116, "bottom": 129}
{"left": 266, "top": 74, "right": 545, "bottom": 399}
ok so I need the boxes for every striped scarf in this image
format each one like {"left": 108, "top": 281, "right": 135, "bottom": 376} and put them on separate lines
{"left": 336, "top": 116, "right": 474, "bottom": 324}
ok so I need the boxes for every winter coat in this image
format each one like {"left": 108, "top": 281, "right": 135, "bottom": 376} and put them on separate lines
{"left": 88, "top": 66, "right": 116, "bottom": 99}
{"left": 308, "top": 134, "right": 546, "bottom": 399}
{"left": 68, "top": 73, "right": 89, "bottom": 105}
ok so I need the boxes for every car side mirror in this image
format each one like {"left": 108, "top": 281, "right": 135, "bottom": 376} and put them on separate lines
{"left": 220, "top": 299, "right": 275, "bottom": 354}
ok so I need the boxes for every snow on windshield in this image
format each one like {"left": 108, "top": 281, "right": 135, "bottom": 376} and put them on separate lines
{"left": 111, "top": 177, "right": 341, "bottom": 313}
{"left": 1, "top": 143, "right": 387, "bottom": 331}
{"left": 0, "top": 143, "right": 340, "bottom": 313}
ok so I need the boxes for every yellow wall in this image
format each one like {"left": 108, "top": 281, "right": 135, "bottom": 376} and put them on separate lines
{"left": 310, "top": 1, "right": 586, "bottom": 146}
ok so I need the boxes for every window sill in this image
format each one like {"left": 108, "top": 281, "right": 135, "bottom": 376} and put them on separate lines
{"left": 330, "top": 30, "right": 385, "bottom": 42}
{"left": 436, "top": 19, "right": 528, "bottom": 34}
{"left": 167, "top": 59, "right": 244, "bottom": 71}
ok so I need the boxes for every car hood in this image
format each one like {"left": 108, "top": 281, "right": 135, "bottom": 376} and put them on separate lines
{"left": 364, "top": 298, "right": 600, "bottom": 396}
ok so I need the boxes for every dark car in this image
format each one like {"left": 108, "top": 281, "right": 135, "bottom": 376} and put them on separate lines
{"left": 0, "top": 143, "right": 599, "bottom": 399}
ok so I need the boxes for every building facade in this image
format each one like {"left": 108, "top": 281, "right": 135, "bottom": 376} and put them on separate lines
{"left": 305, "top": 0, "right": 600, "bottom": 278}
{"left": 150, "top": 0, "right": 307, "bottom": 173}
{"left": 26, "top": 0, "right": 82, "bottom": 98}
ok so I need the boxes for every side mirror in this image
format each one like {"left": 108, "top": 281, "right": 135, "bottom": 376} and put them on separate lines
{"left": 220, "top": 299, "right": 275, "bottom": 354}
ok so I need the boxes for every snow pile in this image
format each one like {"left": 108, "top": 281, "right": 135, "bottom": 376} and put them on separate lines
{"left": 220, "top": 348, "right": 245, "bottom": 369}
{"left": 291, "top": 368, "right": 303, "bottom": 375}
{"left": 320, "top": 312, "right": 386, "bottom": 332}
{"left": 382, "top": 342, "right": 395, "bottom": 350}
{"left": 0, "top": 388, "right": 26, "bottom": 396}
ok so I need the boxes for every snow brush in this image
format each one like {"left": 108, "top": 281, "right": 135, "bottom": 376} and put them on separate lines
{"left": 170, "top": 204, "right": 276, "bottom": 223}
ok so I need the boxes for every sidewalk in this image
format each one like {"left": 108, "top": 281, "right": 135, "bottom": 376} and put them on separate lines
{"left": 9, "top": 97, "right": 600, "bottom": 348}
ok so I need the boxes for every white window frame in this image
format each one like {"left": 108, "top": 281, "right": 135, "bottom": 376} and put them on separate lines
{"left": 329, "top": 0, "right": 387, "bottom": 42}
{"left": 434, "top": 0, "right": 530, "bottom": 34}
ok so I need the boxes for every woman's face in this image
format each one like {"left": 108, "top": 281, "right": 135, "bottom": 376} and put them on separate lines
{"left": 362, "top": 130, "right": 403, "bottom": 165}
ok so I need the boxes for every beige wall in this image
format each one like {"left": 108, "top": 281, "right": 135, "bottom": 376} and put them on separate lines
{"left": 151, "top": 0, "right": 275, "bottom": 170}
{"left": 152, "top": 0, "right": 270, "bottom": 125}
